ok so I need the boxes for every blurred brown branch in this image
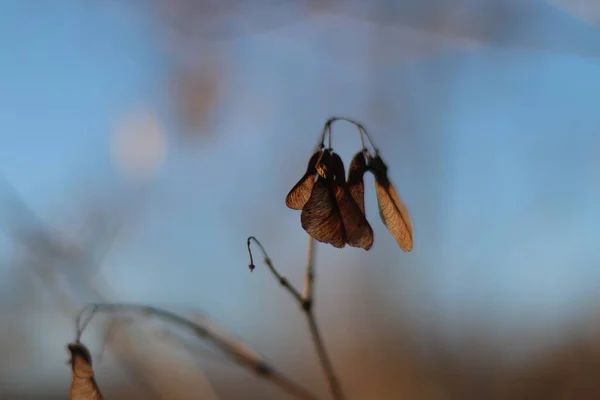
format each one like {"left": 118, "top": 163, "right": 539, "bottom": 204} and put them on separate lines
{"left": 0, "top": 177, "right": 215, "bottom": 399}
{"left": 75, "top": 303, "right": 320, "bottom": 400}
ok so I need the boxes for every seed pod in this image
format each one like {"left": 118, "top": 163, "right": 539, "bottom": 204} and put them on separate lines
{"left": 347, "top": 151, "right": 368, "bottom": 216}
{"left": 301, "top": 151, "right": 373, "bottom": 250}
{"left": 285, "top": 150, "right": 323, "bottom": 210}
{"left": 68, "top": 342, "right": 104, "bottom": 400}
{"left": 301, "top": 151, "right": 346, "bottom": 248}
{"left": 334, "top": 152, "right": 373, "bottom": 250}
{"left": 368, "top": 155, "right": 413, "bottom": 251}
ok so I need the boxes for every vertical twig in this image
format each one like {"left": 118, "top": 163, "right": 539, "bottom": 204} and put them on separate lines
{"left": 302, "top": 237, "right": 346, "bottom": 400}
{"left": 248, "top": 236, "right": 347, "bottom": 400}
{"left": 303, "top": 236, "right": 315, "bottom": 303}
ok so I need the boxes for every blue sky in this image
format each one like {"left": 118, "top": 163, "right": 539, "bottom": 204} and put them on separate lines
{"left": 1, "top": 0, "right": 600, "bottom": 391}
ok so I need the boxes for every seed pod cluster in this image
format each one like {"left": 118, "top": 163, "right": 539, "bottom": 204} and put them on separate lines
{"left": 285, "top": 119, "right": 413, "bottom": 251}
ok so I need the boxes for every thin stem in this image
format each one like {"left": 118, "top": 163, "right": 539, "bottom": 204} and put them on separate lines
{"left": 319, "top": 116, "right": 379, "bottom": 155}
{"left": 357, "top": 124, "right": 379, "bottom": 155}
{"left": 247, "top": 236, "right": 304, "bottom": 305}
{"left": 75, "top": 305, "right": 98, "bottom": 342}
{"left": 75, "top": 303, "right": 320, "bottom": 400}
{"left": 358, "top": 127, "right": 366, "bottom": 151}
{"left": 302, "top": 236, "right": 346, "bottom": 400}
{"left": 306, "top": 313, "right": 345, "bottom": 400}
{"left": 303, "top": 236, "right": 316, "bottom": 304}
{"left": 248, "top": 235, "right": 347, "bottom": 400}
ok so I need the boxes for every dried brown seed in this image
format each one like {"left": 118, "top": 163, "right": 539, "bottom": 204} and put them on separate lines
{"left": 347, "top": 151, "right": 368, "bottom": 216}
{"left": 301, "top": 151, "right": 373, "bottom": 250}
{"left": 332, "top": 152, "right": 373, "bottom": 250}
{"left": 285, "top": 150, "right": 323, "bottom": 210}
{"left": 368, "top": 155, "right": 413, "bottom": 251}
{"left": 68, "top": 342, "right": 104, "bottom": 400}
{"left": 335, "top": 184, "right": 373, "bottom": 250}
{"left": 301, "top": 151, "right": 346, "bottom": 248}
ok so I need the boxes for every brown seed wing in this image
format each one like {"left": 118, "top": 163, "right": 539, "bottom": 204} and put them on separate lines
{"left": 335, "top": 185, "right": 373, "bottom": 250}
{"left": 347, "top": 152, "right": 368, "bottom": 216}
{"left": 70, "top": 377, "right": 104, "bottom": 400}
{"left": 68, "top": 343, "right": 105, "bottom": 400}
{"left": 374, "top": 175, "right": 413, "bottom": 251}
{"left": 285, "top": 151, "right": 322, "bottom": 210}
{"left": 285, "top": 172, "right": 317, "bottom": 210}
{"left": 301, "top": 178, "right": 346, "bottom": 248}
{"left": 368, "top": 156, "right": 413, "bottom": 252}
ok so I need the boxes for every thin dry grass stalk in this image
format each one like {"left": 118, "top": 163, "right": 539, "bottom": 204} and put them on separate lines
{"left": 104, "top": 318, "right": 220, "bottom": 400}
{"left": 3, "top": 177, "right": 228, "bottom": 398}
{"left": 75, "top": 303, "right": 319, "bottom": 400}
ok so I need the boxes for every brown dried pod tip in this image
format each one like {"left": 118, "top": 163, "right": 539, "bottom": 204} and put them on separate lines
{"left": 67, "top": 341, "right": 104, "bottom": 400}
{"left": 367, "top": 154, "right": 414, "bottom": 252}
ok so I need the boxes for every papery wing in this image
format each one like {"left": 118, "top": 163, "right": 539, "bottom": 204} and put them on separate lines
{"left": 335, "top": 185, "right": 373, "bottom": 250}
{"left": 326, "top": 151, "right": 372, "bottom": 250}
{"left": 285, "top": 151, "right": 322, "bottom": 210}
{"left": 347, "top": 151, "right": 368, "bottom": 216}
{"left": 369, "top": 156, "right": 413, "bottom": 252}
{"left": 301, "top": 178, "right": 346, "bottom": 248}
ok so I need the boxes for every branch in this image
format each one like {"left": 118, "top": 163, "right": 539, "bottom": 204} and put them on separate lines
{"left": 75, "top": 303, "right": 319, "bottom": 400}
{"left": 319, "top": 116, "right": 380, "bottom": 155}
{"left": 303, "top": 236, "right": 316, "bottom": 306}
{"left": 247, "top": 236, "right": 304, "bottom": 305}
{"left": 247, "top": 236, "right": 347, "bottom": 400}
{"left": 0, "top": 177, "right": 173, "bottom": 398}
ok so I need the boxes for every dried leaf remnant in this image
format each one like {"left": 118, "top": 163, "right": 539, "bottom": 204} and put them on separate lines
{"left": 67, "top": 341, "right": 104, "bottom": 400}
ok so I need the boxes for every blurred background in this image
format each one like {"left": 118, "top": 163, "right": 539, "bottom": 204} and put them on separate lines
{"left": 1, "top": 0, "right": 600, "bottom": 399}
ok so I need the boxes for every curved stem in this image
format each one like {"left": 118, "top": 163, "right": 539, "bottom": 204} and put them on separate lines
{"left": 247, "top": 236, "right": 304, "bottom": 305}
{"left": 302, "top": 236, "right": 347, "bottom": 400}
{"left": 249, "top": 235, "right": 347, "bottom": 400}
{"left": 320, "top": 116, "right": 379, "bottom": 155}
{"left": 306, "top": 312, "right": 345, "bottom": 400}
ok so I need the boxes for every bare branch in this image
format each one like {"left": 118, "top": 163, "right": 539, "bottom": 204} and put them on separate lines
{"left": 318, "top": 116, "right": 379, "bottom": 155}
{"left": 303, "top": 236, "right": 316, "bottom": 306}
{"left": 75, "top": 303, "right": 319, "bottom": 400}
{"left": 0, "top": 177, "right": 213, "bottom": 398}
{"left": 247, "top": 236, "right": 304, "bottom": 305}
{"left": 247, "top": 236, "right": 347, "bottom": 400}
